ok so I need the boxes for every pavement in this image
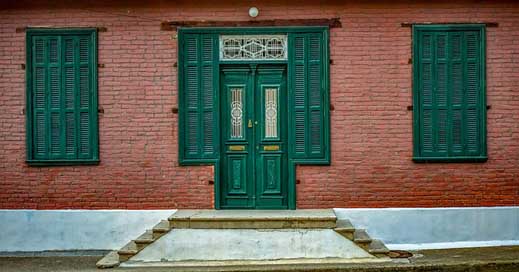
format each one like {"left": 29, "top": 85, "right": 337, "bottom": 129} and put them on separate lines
{"left": 0, "top": 246, "right": 518, "bottom": 272}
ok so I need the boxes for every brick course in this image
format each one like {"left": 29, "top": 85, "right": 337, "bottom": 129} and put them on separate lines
{"left": 1, "top": 0, "right": 518, "bottom": 209}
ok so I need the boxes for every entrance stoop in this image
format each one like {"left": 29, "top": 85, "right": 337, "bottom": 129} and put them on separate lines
{"left": 96, "top": 209, "right": 390, "bottom": 269}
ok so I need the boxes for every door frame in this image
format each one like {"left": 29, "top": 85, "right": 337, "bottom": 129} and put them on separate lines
{"left": 177, "top": 26, "right": 331, "bottom": 210}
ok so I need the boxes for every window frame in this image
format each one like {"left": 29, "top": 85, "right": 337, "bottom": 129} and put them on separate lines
{"left": 412, "top": 24, "right": 487, "bottom": 163}
{"left": 26, "top": 28, "right": 99, "bottom": 166}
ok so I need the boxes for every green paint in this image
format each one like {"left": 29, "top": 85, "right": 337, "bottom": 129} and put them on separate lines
{"left": 220, "top": 65, "right": 288, "bottom": 209}
{"left": 26, "top": 28, "right": 99, "bottom": 165}
{"left": 413, "top": 25, "right": 487, "bottom": 162}
{"left": 178, "top": 27, "right": 331, "bottom": 209}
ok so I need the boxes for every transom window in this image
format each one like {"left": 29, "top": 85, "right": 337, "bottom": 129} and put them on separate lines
{"left": 219, "top": 35, "right": 287, "bottom": 61}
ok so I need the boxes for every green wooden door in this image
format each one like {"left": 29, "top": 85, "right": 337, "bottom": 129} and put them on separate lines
{"left": 220, "top": 65, "right": 288, "bottom": 209}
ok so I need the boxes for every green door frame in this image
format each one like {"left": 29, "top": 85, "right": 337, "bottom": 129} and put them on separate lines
{"left": 178, "top": 26, "right": 330, "bottom": 210}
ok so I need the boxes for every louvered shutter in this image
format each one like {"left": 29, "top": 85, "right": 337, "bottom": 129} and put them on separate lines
{"left": 180, "top": 33, "right": 218, "bottom": 162}
{"left": 414, "top": 26, "right": 486, "bottom": 161}
{"left": 289, "top": 32, "right": 330, "bottom": 162}
{"left": 27, "top": 30, "right": 98, "bottom": 163}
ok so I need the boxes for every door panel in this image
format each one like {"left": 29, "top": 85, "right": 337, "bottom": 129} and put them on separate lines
{"left": 254, "top": 66, "right": 287, "bottom": 209}
{"left": 220, "top": 65, "right": 287, "bottom": 209}
{"left": 221, "top": 67, "right": 253, "bottom": 208}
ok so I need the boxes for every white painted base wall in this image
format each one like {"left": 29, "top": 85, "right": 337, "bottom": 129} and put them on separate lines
{"left": 0, "top": 207, "right": 517, "bottom": 252}
{"left": 334, "top": 207, "right": 519, "bottom": 250}
{"left": 0, "top": 210, "right": 175, "bottom": 252}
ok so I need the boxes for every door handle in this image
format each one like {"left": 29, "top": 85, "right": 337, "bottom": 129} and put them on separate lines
{"left": 248, "top": 119, "right": 253, "bottom": 128}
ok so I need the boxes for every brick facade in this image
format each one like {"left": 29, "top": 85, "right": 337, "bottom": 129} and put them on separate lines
{"left": 1, "top": 0, "right": 518, "bottom": 209}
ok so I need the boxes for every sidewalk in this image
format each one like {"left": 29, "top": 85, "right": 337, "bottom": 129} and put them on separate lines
{"left": 0, "top": 246, "right": 518, "bottom": 272}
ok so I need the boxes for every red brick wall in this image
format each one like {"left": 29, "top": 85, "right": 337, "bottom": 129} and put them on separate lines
{"left": 1, "top": 0, "right": 518, "bottom": 209}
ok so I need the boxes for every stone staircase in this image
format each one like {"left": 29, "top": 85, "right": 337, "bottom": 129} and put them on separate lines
{"left": 96, "top": 209, "right": 390, "bottom": 269}
{"left": 334, "top": 219, "right": 390, "bottom": 258}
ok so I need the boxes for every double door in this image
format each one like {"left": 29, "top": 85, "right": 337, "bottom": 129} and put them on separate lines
{"left": 220, "top": 65, "right": 288, "bottom": 209}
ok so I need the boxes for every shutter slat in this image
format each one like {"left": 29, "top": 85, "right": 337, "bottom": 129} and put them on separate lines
{"left": 79, "top": 37, "right": 89, "bottom": 63}
{"left": 186, "top": 111, "right": 199, "bottom": 155}
{"left": 34, "top": 66, "right": 46, "bottom": 109}
{"left": 437, "top": 109, "right": 448, "bottom": 153}
{"left": 64, "top": 66, "right": 75, "bottom": 109}
{"left": 422, "top": 110, "right": 433, "bottom": 153}
{"left": 34, "top": 112, "right": 46, "bottom": 157}
{"left": 294, "top": 111, "right": 305, "bottom": 154}
{"left": 78, "top": 111, "right": 91, "bottom": 157}
{"left": 451, "top": 110, "right": 463, "bottom": 153}
{"left": 50, "top": 112, "right": 61, "bottom": 154}
{"left": 65, "top": 112, "right": 76, "bottom": 155}
{"left": 466, "top": 107, "right": 479, "bottom": 153}
{"left": 79, "top": 66, "right": 89, "bottom": 108}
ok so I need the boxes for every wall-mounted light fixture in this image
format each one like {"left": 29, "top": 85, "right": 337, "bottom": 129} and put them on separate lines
{"left": 249, "top": 7, "right": 259, "bottom": 18}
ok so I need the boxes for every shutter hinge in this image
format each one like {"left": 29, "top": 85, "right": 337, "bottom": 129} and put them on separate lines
{"left": 329, "top": 59, "right": 334, "bottom": 65}
{"left": 97, "top": 63, "right": 105, "bottom": 68}
{"left": 172, "top": 107, "right": 179, "bottom": 114}
{"left": 20, "top": 64, "right": 25, "bottom": 70}
{"left": 407, "top": 105, "right": 413, "bottom": 111}
{"left": 329, "top": 104, "right": 335, "bottom": 111}
{"left": 173, "top": 62, "right": 178, "bottom": 68}
{"left": 98, "top": 107, "right": 104, "bottom": 114}
{"left": 486, "top": 105, "right": 491, "bottom": 110}
{"left": 97, "top": 27, "right": 108, "bottom": 32}
{"left": 21, "top": 107, "right": 25, "bottom": 115}
{"left": 408, "top": 58, "right": 412, "bottom": 64}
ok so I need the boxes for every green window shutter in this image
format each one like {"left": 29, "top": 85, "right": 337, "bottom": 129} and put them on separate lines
{"left": 288, "top": 32, "right": 330, "bottom": 163}
{"left": 26, "top": 29, "right": 98, "bottom": 165}
{"left": 413, "top": 25, "right": 486, "bottom": 162}
{"left": 179, "top": 33, "right": 219, "bottom": 163}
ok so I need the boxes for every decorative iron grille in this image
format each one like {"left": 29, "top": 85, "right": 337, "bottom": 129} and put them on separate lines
{"left": 220, "top": 35, "right": 287, "bottom": 61}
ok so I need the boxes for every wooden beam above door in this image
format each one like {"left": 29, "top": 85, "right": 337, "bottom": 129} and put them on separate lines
{"left": 160, "top": 18, "right": 342, "bottom": 31}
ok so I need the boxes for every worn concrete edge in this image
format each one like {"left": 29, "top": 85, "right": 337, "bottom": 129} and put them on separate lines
{"left": 119, "top": 259, "right": 519, "bottom": 272}
{"left": 0, "top": 250, "right": 110, "bottom": 257}
{"left": 121, "top": 257, "right": 389, "bottom": 268}
{"left": 389, "top": 240, "right": 519, "bottom": 250}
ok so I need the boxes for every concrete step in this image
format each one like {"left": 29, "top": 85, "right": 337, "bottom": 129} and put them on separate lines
{"left": 368, "top": 239, "right": 390, "bottom": 257}
{"left": 133, "top": 230, "right": 154, "bottom": 250}
{"left": 152, "top": 220, "right": 170, "bottom": 239}
{"left": 353, "top": 229, "right": 372, "bottom": 247}
{"left": 95, "top": 250, "right": 120, "bottom": 269}
{"left": 334, "top": 219, "right": 355, "bottom": 240}
{"left": 117, "top": 241, "right": 139, "bottom": 261}
{"left": 168, "top": 209, "right": 337, "bottom": 229}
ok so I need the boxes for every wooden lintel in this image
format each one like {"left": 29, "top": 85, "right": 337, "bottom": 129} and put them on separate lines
{"left": 15, "top": 26, "right": 107, "bottom": 33}
{"left": 401, "top": 22, "right": 498, "bottom": 27}
{"left": 161, "top": 18, "right": 342, "bottom": 31}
